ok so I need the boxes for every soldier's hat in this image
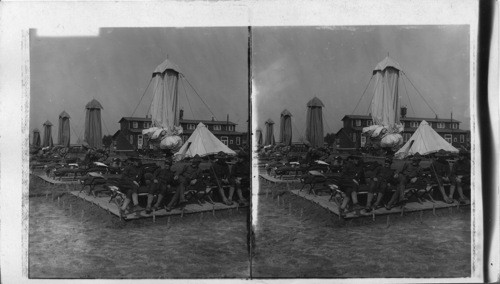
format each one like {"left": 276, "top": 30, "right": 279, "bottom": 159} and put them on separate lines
{"left": 412, "top": 153, "right": 422, "bottom": 161}
{"left": 215, "top": 151, "right": 227, "bottom": 159}
{"left": 192, "top": 155, "right": 202, "bottom": 163}
{"left": 459, "top": 149, "right": 470, "bottom": 158}
{"left": 238, "top": 151, "right": 248, "bottom": 158}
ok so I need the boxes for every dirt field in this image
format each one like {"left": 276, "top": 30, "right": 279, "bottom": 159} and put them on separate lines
{"left": 252, "top": 184, "right": 472, "bottom": 278}
{"left": 28, "top": 177, "right": 250, "bottom": 279}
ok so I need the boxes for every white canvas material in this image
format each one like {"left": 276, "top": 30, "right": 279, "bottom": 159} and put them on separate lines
{"left": 395, "top": 120, "right": 459, "bottom": 158}
{"left": 175, "top": 122, "right": 236, "bottom": 158}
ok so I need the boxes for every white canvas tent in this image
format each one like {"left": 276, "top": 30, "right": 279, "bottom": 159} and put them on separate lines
{"left": 395, "top": 120, "right": 459, "bottom": 158}
{"left": 175, "top": 122, "right": 236, "bottom": 158}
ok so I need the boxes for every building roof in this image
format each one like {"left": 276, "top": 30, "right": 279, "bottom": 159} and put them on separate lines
{"left": 182, "top": 130, "right": 245, "bottom": 136}
{"left": 118, "top": 116, "right": 239, "bottom": 126}
{"left": 180, "top": 119, "right": 237, "bottom": 126}
{"left": 119, "top": 117, "right": 152, "bottom": 123}
{"left": 341, "top": 114, "right": 462, "bottom": 123}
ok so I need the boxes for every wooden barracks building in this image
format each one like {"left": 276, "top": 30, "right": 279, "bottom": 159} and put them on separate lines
{"left": 335, "top": 107, "right": 470, "bottom": 150}
{"left": 112, "top": 111, "right": 247, "bottom": 152}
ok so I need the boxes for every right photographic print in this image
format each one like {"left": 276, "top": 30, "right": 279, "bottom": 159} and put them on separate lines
{"left": 251, "top": 25, "right": 473, "bottom": 278}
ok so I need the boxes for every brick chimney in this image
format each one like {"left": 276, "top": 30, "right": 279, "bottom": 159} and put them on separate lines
{"left": 400, "top": 106, "right": 407, "bottom": 118}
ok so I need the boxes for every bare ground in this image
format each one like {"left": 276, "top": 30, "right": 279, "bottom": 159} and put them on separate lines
{"left": 28, "top": 176, "right": 250, "bottom": 279}
{"left": 252, "top": 184, "right": 471, "bottom": 278}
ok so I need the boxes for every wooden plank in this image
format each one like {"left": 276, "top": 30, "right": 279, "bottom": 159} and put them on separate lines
{"left": 289, "top": 189, "right": 469, "bottom": 219}
{"left": 69, "top": 190, "right": 248, "bottom": 220}
{"left": 259, "top": 173, "right": 301, "bottom": 184}
{"left": 31, "top": 173, "right": 81, "bottom": 185}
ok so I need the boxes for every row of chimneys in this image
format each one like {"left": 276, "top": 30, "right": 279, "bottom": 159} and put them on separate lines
{"left": 400, "top": 106, "right": 439, "bottom": 119}
{"left": 177, "top": 109, "right": 230, "bottom": 123}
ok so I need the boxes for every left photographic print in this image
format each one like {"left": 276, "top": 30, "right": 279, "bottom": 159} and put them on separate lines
{"left": 28, "top": 27, "right": 251, "bottom": 278}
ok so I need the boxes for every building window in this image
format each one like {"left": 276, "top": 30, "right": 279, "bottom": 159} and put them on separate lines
{"left": 236, "top": 137, "right": 241, "bottom": 145}
{"left": 138, "top": 135, "right": 143, "bottom": 149}
{"left": 452, "top": 123, "right": 458, "bottom": 129}
{"left": 404, "top": 133, "right": 411, "bottom": 142}
{"left": 355, "top": 120, "right": 361, "bottom": 127}
{"left": 444, "top": 134, "right": 452, "bottom": 144}
{"left": 410, "top": 121, "right": 419, "bottom": 128}
{"left": 366, "top": 120, "right": 373, "bottom": 126}
{"left": 352, "top": 133, "right": 356, "bottom": 142}
{"left": 221, "top": 136, "right": 228, "bottom": 145}
{"left": 132, "top": 122, "right": 138, "bottom": 129}
{"left": 460, "top": 134, "right": 464, "bottom": 143}
{"left": 214, "top": 125, "right": 221, "bottom": 131}
{"left": 228, "top": 125, "right": 234, "bottom": 131}
{"left": 229, "top": 139, "right": 234, "bottom": 145}
{"left": 187, "top": 124, "right": 195, "bottom": 130}
{"left": 335, "top": 138, "right": 340, "bottom": 145}
{"left": 129, "top": 135, "right": 134, "bottom": 145}
{"left": 437, "top": 122, "right": 445, "bottom": 129}
{"left": 453, "top": 137, "right": 457, "bottom": 142}
{"left": 360, "top": 136, "right": 366, "bottom": 147}
{"left": 144, "top": 122, "right": 150, "bottom": 129}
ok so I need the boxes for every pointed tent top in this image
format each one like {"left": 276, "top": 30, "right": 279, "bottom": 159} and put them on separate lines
{"left": 307, "top": 97, "right": 325, "bottom": 108}
{"left": 59, "top": 110, "right": 70, "bottom": 119}
{"left": 373, "top": 56, "right": 402, "bottom": 74}
{"left": 153, "top": 58, "right": 182, "bottom": 76}
{"left": 43, "top": 120, "right": 52, "bottom": 126}
{"left": 33, "top": 128, "right": 40, "bottom": 133}
{"left": 281, "top": 109, "right": 292, "bottom": 117}
{"left": 265, "top": 119, "right": 275, "bottom": 124}
{"left": 175, "top": 122, "right": 236, "bottom": 158}
{"left": 394, "top": 119, "right": 459, "bottom": 158}
{"left": 85, "top": 99, "right": 103, "bottom": 110}
{"left": 419, "top": 120, "right": 429, "bottom": 126}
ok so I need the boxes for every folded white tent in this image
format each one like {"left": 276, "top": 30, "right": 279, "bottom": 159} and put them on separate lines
{"left": 395, "top": 120, "right": 458, "bottom": 158}
{"left": 175, "top": 122, "right": 236, "bottom": 158}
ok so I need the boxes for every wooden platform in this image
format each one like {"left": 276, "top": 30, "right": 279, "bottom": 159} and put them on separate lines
{"left": 288, "top": 189, "right": 470, "bottom": 219}
{"left": 69, "top": 190, "right": 248, "bottom": 220}
{"left": 30, "top": 172, "right": 81, "bottom": 185}
{"left": 259, "top": 173, "right": 301, "bottom": 184}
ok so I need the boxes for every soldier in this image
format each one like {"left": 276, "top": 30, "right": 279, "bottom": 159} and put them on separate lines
{"left": 387, "top": 153, "right": 426, "bottom": 209}
{"left": 365, "top": 158, "right": 396, "bottom": 212}
{"left": 449, "top": 150, "right": 471, "bottom": 204}
{"left": 118, "top": 158, "right": 144, "bottom": 216}
{"left": 229, "top": 151, "right": 250, "bottom": 206}
{"left": 164, "top": 155, "right": 203, "bottom": 211}
{"left": 430, "top": 151, "right": 453, "bottom": 203}
{"left": 145, "top": 159, "right": 176, "bottom": 214}
{"left": 211, "top": 151, "right": 233, "bottom": 205}
{"left": 338, "top": 155, "right": 364, "bottom": 216}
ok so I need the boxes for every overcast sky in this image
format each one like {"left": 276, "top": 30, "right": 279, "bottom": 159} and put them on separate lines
{"left": 30, "top": 27, "right": 248, "bottom": 144}
{"left": 253, "top": 25, "right": 470, "bottom": 142}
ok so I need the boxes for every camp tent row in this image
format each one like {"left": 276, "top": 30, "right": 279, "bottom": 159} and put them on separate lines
{"left": 33, "top": 98, "right": 104, "bottom": 149}
{"left": 260, "top": 96, "right": 325, "bottom": 148}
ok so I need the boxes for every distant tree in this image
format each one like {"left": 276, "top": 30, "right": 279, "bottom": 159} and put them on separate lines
{"left": 324, "top": 133, "right": 336, "bottom": 146}
{"left": 102, "top": 135, "right": 113, "bottom": 149}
